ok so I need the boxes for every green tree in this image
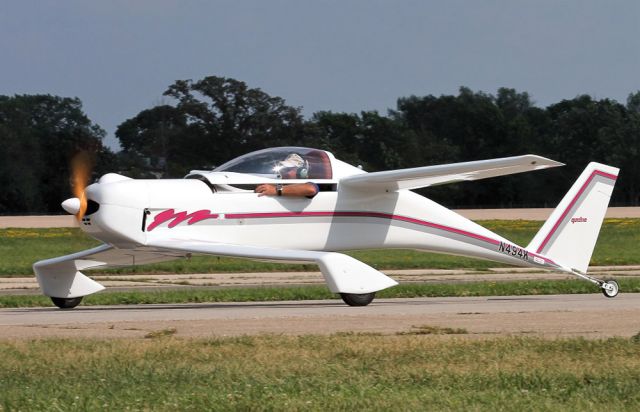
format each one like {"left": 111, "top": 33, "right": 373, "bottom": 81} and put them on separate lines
{"left": 605, "top": 93, "right": 640, "bottom": 205}
{"left": 0, "top": 95, "right": 113, "bottom": 214}
{"left": 539, "top": 96, "right": 630, "bottom": 202}
{"left": 117, "top": 76, "right": 306, "bottom": 176}
{"left": 302, "top": 111, "right": 365, "bottom": 167}
{"left": 392, "top": 88, "right": 513, "bottom": 206}
{"left": 115, "top": 79, "right": 640, "bottom": 207}
{"left": 116, "top": 105, "right": 186, "bottom": 177}
{"left": 627, "top": 91, "right": 640, "bottom": 113}
{"left": 358, "top": 111, "right": 415, "bottom": 171}
{"left": 301, "top": 111, "right": 414, "bottom": 172}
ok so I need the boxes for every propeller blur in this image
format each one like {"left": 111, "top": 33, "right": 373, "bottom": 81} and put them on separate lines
{"left": 69, "top": 151, "right": 93, "bottom": 221}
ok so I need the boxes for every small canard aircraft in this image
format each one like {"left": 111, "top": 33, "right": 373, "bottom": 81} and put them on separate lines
{"left": 34, "top": 147, "right": 620, "bottom": 309}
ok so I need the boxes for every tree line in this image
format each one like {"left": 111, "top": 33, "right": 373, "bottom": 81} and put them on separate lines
{"left": 1, "top": 75, "right": 639, "bottom": 214}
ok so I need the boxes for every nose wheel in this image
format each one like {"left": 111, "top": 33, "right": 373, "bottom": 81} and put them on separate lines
{"left": 601, "top": 280, "right": 619, "bottom": 298}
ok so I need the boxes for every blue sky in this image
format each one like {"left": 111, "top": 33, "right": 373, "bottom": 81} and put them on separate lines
{"left": 1, "top": 0, "right": 638, "bottom": 150}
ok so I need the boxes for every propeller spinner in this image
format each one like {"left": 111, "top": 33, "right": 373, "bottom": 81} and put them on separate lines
{"left": 61, "top": 197, "right": 81, "bottom": 215}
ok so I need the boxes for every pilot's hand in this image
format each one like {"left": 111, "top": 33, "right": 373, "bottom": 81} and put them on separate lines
{"left": 255, "top": 184, "right": 276, "bottom": 197}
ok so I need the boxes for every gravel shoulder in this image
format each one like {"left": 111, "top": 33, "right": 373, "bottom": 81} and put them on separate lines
{"left": 4, "top": 266, "right": 640, "bottom": 295}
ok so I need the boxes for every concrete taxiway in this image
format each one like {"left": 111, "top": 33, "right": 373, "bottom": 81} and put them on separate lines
{"left": 1, "top": 294, "right": 638, "bottom": 339}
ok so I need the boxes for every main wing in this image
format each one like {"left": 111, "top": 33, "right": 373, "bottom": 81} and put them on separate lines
{"left": 148, "top": 239, "right": 398, "bottom": 294}
{"left": 339, "top": 155, "right": 563, "bottom": 191}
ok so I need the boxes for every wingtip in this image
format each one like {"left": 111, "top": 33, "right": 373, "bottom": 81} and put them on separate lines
{"left": 525, "top": 154, "right": 564, "bottom": 168}
{"left": 546, "top": 159, "right": 565, "bottom": 168}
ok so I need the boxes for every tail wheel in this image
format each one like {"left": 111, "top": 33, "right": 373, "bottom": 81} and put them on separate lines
{"left": 51, "top": 296, "right": 83, "bottom": 309}
{"left": 601, "top": 280, "right": 619, "bottom": 298}
{"left": 340, "top": 292, "right": 376, "bottom": 307}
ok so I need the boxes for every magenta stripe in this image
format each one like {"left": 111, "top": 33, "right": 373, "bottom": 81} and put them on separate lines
{"left": 392, "top": 214, "right": 500, "bottom": 245}
{"left": 536, "top": 170, "right": 617, "bottom": 253}
{"left": 225, "top": 210, "right": 556, "bottom": 265}
{"left": 596, "top": 170, "right": 618, "bottom": 181}
{"left": 229, "top": 210, "right": 497, "bottom": 243}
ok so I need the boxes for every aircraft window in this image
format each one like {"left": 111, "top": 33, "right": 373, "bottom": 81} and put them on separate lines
{"left": 214, "top": 147, "right": 333, "bottom": 179}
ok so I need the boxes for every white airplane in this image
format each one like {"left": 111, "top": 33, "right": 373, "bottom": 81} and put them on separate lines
{"left": 34, "top": 147, "right": 620, "bottom": 309}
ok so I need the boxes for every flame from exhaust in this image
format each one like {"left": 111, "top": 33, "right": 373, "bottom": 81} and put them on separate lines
{"left": 70, "top": 151, "right": 93, "bottom": 220}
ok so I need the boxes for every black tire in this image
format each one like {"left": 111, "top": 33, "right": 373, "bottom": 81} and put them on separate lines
{"left": 340, "top": 292, "right": 376, "bottom": 307}
{"left": 51, "top": 296, "right": 83, "bottom": 309}
{"left": 601, "top": 280, "right": 619, "bottom": 298}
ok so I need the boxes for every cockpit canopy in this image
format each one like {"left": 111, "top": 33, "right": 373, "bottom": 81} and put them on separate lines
{"left": 214, "top": 147, "right": 333, "bottom": 179}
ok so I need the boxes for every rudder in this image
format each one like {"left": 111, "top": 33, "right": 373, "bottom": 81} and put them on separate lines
{"left": 527, "top": 162, "right": 619, "bottom": 273}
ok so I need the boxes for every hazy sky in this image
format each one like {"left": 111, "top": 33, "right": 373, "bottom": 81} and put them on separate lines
{"left": 1, "top": 0, "right": 638, "bottom": 150}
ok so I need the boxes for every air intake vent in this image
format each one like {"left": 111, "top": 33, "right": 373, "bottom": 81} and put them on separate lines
{"left": 85, "top": 200, "right": 100, "bottom": 215}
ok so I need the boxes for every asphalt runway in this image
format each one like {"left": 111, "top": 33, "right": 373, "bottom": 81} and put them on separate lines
{"left": 1, "top": 294, "right": 638, "bottom": 339}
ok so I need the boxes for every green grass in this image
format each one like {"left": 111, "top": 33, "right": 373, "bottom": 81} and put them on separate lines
{"left": 2, "top": 219, "right": 640, "bottom": 277}
{"left": 0, "top": 228, "right": 100, "bottom": 276}
{"left": 2, "top": 335, "right": 640, "bottom": 411}
{"left": 3, "top": 278, "right": 640, "bottom": 308}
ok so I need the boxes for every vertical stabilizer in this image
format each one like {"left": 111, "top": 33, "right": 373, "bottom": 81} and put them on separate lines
{"left": 527, "top": 162, "right": 618, "bottom": 273}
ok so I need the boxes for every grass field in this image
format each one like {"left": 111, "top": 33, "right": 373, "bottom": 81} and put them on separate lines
{"left": 2, "top": 335, "right": 640, "bottom": 411}
{"left": 2, "top": 219, "right": 640, "bottom": 276}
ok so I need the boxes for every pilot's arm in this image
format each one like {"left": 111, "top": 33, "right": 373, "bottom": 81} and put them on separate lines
{"left": 255, "top": 183, "right": 319, "bottom": 198}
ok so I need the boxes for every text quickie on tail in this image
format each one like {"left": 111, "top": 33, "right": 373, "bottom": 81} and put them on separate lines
{"left": 527, "top": 162, "right": 619, "bottom": 273}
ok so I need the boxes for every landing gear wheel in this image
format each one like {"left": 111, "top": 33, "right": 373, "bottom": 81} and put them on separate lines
{"left": 340, "top": 292, "right": 376, "bottom": 307}
{"left": 51, "top": 296, "right": 83, "bottom": 309}
{"left": 601, "top": 280, "right": 619, "bottom": 298}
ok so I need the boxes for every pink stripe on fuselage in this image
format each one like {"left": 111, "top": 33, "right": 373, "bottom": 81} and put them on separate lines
{"left": 223, "top": 210, "right": 555, "bottom": 265}
{"left": 147, "top": 208, "right": 557, "bottom": 266}
{"left": 226, "top": 210, "right": 499, "bottom": 245}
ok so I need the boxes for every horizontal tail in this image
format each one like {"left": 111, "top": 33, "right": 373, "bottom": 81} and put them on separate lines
{"left": 527, "top": 162, "right": 619, "bottom": 273}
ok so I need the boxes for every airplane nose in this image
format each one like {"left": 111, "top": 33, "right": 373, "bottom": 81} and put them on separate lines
{"left": 61, "top": 197, "right": 81, "bottom": 215}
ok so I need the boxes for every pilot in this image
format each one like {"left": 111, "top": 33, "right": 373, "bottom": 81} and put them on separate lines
{"left": 254, "top": 153, "right": 319, "bottom": 198}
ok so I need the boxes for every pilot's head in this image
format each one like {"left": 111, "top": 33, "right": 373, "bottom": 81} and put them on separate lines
{"left": 274, "top": 153, "right": 309, "bottom": 179}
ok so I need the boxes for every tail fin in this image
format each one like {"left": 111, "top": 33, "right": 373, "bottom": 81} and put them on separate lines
{"left": 527, "top": 162, "right": 619, "bottom": 273}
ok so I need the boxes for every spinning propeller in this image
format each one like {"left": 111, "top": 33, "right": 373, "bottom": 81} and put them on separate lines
{"left": 61, "top": 151, "right": 93, "bottom": 220}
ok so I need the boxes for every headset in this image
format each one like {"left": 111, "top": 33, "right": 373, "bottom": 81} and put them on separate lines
{"left": 275, "top": 155, "right": 310, "bottom": 179}
{"left": 296, "top": 159, "right": 309, "bottom": 179}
